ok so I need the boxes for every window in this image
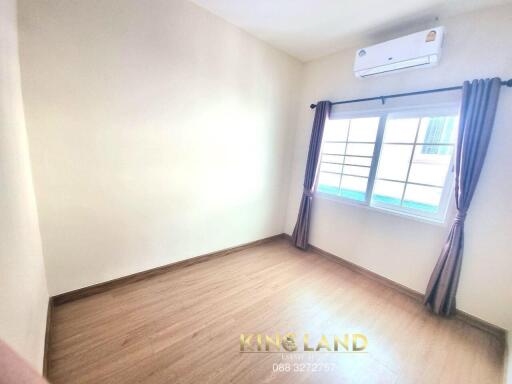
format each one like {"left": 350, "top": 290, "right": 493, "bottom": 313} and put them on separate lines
{"left": 316, "top": 107, "right": 459, "bottom": 222}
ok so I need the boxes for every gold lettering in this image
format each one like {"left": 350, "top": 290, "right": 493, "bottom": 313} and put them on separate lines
{"left": 240, "top": 334, "right": 253, "bottom": 352}
{"left": 303, "top": 334, "right": 314, "bottom": 351}
{"left": 316, "top": 335, "right": 331, "bottom": 351}
{"left": 334, "top": 334, "right": 349, "bottom": 352}
{"left": 243, "top": 332, "right": 368, "bottom": 353}
{"left": 352, "top": 333, "right": 368, "bottom": 352}
{"left": 265, "top": 333, "right": 281, "bottom": 352}
{"left": 281, "top": 333, "right": 297, "bottom": 352}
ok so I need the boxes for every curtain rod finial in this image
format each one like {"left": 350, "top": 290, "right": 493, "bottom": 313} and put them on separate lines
{"left": 310, "top": 104, "right": 317, "bottom": 109}
{"left": 505, "top": 79, "right": 512, "bottom": 87}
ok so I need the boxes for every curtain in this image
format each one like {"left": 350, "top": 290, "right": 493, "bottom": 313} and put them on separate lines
{"left": 291, "top": 101, "right": 331, "bottom": 249}
{"left": 424, "top": 78, "right": 502, "bottom": 316}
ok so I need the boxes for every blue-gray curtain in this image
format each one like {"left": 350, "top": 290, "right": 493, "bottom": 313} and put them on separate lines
{"left": 292, "top": 101, "right": 331, "bottom": 249}
{"left": 424, "top": 78, "right": 502, "bottom": 316}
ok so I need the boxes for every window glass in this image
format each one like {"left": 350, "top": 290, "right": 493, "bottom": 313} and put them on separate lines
{"left": 372, "top": 179, "right": 404, "bottom": 207}
{"left": 383, "top": 118, "right": 419, "bottom": 143}
{"left": 323, "top": 119, "right": 349, "bottom": 142}
{"left": 348, "top": 117, "right": 380, "bottom": 142}
{"left": 344, "top": 156, "right": 372, "bottom": 167}
{"left": 402, "top": 184, "right": 443, "bottom": 212}
{"left": 376, "top": 144, "right": 414, "bottom": 181}
{"left": 340, "top": 175, "right": 368, "bottom": 202}
{"left": 346, "top": 143, "right": 375, "bottom": 157}
{"left": 408, "top": 145, "right": 453, "bottom": 187}
{"left": 317, "top": 172, "right": 340, "bottom": 195}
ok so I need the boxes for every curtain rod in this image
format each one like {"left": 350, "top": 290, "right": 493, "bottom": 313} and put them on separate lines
{"left": 310, "top": 79, "right": 512, "bottom": 109}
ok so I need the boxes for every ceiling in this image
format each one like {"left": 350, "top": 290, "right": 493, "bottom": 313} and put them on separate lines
{"left": 190, "top": 0, "right": 511, "bottom": 62}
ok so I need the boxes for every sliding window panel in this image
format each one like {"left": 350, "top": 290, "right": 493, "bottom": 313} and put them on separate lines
{"left": 316, "top": 115, "right": 381, "bottom": 203}
{"left": 367, "top": 108, "right": 458, "bottom": 221}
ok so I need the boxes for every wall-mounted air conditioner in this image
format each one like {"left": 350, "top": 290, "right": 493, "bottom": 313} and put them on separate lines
{"left": 354, "top": 27, "right": 444, "bottom": 78}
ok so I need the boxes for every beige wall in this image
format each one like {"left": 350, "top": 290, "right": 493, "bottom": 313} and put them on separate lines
{"left": 285, "top": 4, "right": 512, "bottom": 330}
{"left": 0, "top": 0, "right": 48, "bottom": 371}
{"left": 18, "top": 0, "right": 302, "bottom": 295}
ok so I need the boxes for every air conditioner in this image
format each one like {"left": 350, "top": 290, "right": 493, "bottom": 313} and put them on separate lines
{"left": 354, "top": 27, "right": 444, "bottom": 78}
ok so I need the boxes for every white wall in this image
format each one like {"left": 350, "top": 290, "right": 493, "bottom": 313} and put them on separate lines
{"left": 0, "top": 0, "right": 49, "bottom": 371}
{"left": 285, "top": 4, "right": 512, "bottom": 330}
{"left": 18, "top": 0, "right": 302, "bottom": 295}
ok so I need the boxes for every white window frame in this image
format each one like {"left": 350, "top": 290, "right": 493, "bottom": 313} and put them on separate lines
{"left": 314, "top": 103, "right": 460, "bottom": 224}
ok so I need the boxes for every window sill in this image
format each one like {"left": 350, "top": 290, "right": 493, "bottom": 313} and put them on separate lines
{"left": 313, "top": 191, "right": 449, "bottom": 228}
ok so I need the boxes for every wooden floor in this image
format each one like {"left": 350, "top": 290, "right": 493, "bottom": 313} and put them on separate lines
{"left": 47, "top": 239, "right": 505, "bottom": 384}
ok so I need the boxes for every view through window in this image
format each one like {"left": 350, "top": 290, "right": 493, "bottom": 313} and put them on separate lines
{"left": 316, "top": 108, "right": 458, "bottom": 221}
